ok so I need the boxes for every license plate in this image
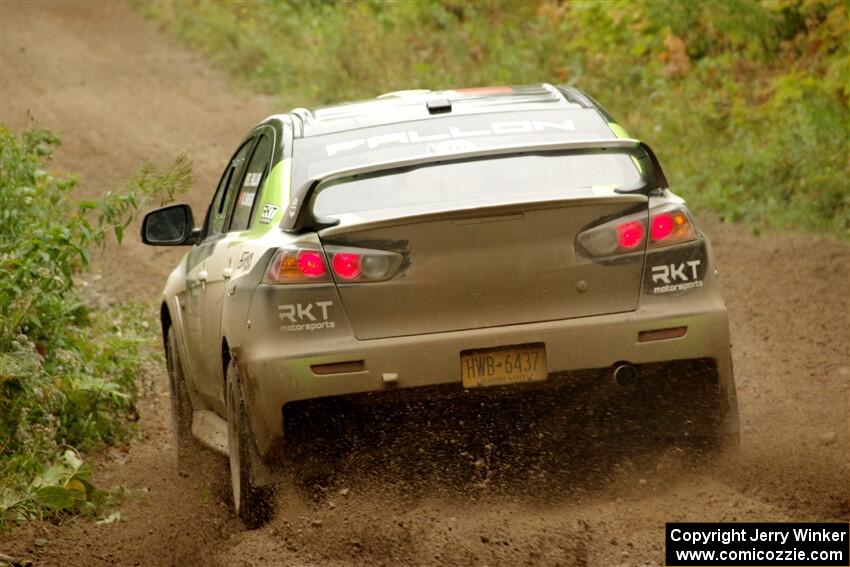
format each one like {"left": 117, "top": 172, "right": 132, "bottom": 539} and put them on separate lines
{"left": 460, "top": 343, "right": 547, "bottom": 388}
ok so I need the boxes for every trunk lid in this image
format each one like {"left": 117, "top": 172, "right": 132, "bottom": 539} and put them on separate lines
{"left": 319, "top": 196, "right": 647, "bottom": 340}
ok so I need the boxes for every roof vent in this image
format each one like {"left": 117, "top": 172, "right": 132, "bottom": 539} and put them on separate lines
{"left": 426, "top": 98, "right": 452, "bottom": 115}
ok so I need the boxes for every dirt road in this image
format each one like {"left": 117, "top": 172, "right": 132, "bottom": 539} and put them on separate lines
{"left": 1, "top": 2, "right": 847, "bottom": 566}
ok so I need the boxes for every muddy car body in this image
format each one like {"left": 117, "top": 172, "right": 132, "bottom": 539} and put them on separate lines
{"left": 142, "top": 84, "right": 739, "bottom": 526}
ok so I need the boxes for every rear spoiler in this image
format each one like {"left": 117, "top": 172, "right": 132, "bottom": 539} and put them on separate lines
{"left": 282, "top": 138, "right": 668, "bottom": 233}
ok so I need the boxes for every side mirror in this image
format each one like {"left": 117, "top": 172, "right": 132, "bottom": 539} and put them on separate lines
{"left": 141, "top": 204, "right": 200, "bottom": 246}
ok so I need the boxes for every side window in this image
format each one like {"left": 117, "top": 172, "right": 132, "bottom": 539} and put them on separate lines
{"left": 205, "top": 139, "right": 254, "bottom": 238}
{"left": 229, "top": 134, "right": 272, "bottom": 232}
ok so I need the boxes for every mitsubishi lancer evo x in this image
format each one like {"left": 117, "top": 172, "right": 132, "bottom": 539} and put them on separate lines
{"left": 141, "top": 84, "right": 739, "bottom": 527}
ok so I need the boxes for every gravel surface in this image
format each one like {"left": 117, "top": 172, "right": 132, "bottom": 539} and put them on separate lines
{"left": 1, "top": 2, "right": 847, "bottom": 566}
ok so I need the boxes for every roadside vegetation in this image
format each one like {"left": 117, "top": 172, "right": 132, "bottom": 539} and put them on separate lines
{"left": 0, "top": 126, "right": 191, "bottom": 527}
{"left": 144, "top": 0, "right": 848, "bottom": 236}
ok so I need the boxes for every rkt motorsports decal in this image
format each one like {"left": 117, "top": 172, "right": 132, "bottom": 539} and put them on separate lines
{"left": 278, "top": 301, "right": 335, "bottom": 332}
{"left": 644, "top": 241, "right": 708, "bottom": 295}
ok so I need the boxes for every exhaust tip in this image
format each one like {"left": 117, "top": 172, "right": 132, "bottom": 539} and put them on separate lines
{"left": 612, "top": 363, "right": 639, "bottom": 387}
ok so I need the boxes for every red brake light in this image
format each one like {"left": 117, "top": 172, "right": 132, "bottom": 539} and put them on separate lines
{"left": 617, "top": 221, "right": 644, "bottom": 249}
{"left": 266, "top": 246, "right": 402, "bottom": 285}
{"left": 297, "top": 250, "right": 326, "bottom": 277}
{"left": 332, "top": 252, "right": 361, "bottom": 279}
{"left": 578, "top": 206, "right": 696, "bottom": 258}
{"left": 651, "top": 212, "right": 674, "bottom": 241}
{"left": 650, "top": 209, "right": 694, "bottom": 246}
{"left": 265, "top": 247, "right": 331, "bottom": 284}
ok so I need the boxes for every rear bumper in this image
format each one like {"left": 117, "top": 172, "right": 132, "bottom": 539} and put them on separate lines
{"left": 236, "top": 299, "right": 738, "bottom": 456}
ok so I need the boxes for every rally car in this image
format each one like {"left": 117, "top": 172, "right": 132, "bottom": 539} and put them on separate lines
{"left": 142, "top": 84, "right": 739, "bottom": 527}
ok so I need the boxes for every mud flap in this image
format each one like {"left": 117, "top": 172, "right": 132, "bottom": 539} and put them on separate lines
{"left": 232, "top": 352, "right": 277, "bottom": 488}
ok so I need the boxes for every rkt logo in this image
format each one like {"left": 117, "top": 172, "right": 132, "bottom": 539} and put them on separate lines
{"left": 278, "top": 301, "right": 333, "bottom": 323}
{"left": 651, "top": 260, "right": 701, "bottom": 284}
{"left": 278, "top": 301, "right": 335, "bottom": 333}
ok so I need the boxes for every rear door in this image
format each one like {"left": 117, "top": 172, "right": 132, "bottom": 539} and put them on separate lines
{"left": 313, "top": 152, "right": 649, "bottom": 339}
{"left": 186, "top": 137, "right": 255, "bottom": 406}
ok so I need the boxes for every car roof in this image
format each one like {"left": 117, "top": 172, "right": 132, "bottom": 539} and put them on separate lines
{"left": 287, "top": 83, "right": 606, "bottom": 138}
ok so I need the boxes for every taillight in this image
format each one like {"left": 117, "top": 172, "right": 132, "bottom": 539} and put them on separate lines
{"left": 264, "top": 247, "right": 331, "bottom": 284}
{"left": 577, "top": 205, "right": 696, "bottom": 258}
{"left": 264, "top": 246, "right": 403, "bottom": 284}
{"left": 578, "top": 212, "right": 646, "bottom": 256}
{"left": 649, "top": 208, "right": 694, "bottom": 246}
{"left": 326, "top": 247, "right": 403, "bottom": 282}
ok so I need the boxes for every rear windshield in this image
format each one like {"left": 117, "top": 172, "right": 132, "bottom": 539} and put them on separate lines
{"left": 312, "top": 153, "right": 642, "bottom": 220}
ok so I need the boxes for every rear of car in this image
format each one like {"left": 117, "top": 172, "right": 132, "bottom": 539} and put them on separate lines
{"left": 234, "top": 97, "right": 738, "bottom": 459}
{"left": 146, "top": 85, "right": 739, "bottom": 527}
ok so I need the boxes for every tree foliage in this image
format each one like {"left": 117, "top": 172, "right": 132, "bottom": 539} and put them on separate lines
{"left": 0, "top": 126, "right": 191, "bottom": 525}
{"left": 145, "top": 0, "right": 849, "bottom": 235}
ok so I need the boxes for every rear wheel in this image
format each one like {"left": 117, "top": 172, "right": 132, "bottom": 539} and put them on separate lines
{"left": 226, "top": 360, "right": 274, "bottom": 529}
{"left": 166, "top": 326, "right": 201, "bottom": 470}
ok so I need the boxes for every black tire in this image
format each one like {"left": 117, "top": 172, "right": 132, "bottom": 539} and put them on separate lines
{"left": 166, "top": 326, "right": 202, "bottom": 470}
{"left": 226, "top": 360, "right": 274, "bottom": 529}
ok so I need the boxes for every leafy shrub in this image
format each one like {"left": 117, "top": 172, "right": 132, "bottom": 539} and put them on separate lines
{"left": 142, "top": 0, "right": 849, "bottom": 236}
{"left": 0, "top": 125, "right": 191, "bottom": 526}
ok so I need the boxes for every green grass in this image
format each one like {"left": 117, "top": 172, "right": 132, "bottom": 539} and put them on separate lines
{"left": 0, "top": 125, "right": 190, "bottom": 526}
{"left": 141, "top": 0, "right": 849, "bottom": 237}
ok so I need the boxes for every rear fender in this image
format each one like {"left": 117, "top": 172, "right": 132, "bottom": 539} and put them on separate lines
{"left": 219, "top": 228, "right": 322, "bottom": 351}
{"left": 219, "top": 247, "right": 277, "bottom": 352}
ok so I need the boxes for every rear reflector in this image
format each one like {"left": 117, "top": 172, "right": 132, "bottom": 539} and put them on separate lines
{"left": 638, "top": 326, "right": 687, "bottom": 342}
{"left": 310, "top": 360, "right": 366, "bottom": 375}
